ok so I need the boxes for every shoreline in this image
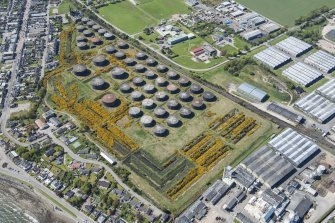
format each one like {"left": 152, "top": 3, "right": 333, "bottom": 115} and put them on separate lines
{"left": 0, "top": 174, "right": 74, "bottom": 223}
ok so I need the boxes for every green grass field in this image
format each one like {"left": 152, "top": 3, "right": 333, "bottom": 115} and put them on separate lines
{"left": 98, "top": 1, "right": 157, "bottom": 34}
{"left": 137, "top": 0, "right": 190, "bottom": 20}
{"left": 58, "top": 0, "right": 76, "bottom": 14}
{"left": 236, "top": 0, "right": 335, "bottom": 26}
{"left": 98, "top": 0, "right": 190, "bottom": 34}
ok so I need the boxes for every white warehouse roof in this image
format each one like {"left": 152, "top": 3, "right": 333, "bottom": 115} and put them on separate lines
{"left": 304, "top": 50, "right": 335, "bottom": 74}
{"left": 276, "top": 36, "right": 312, "bottom": 57}
{"left": 268, "top": 128, "right": 319, "bottom": 167}
{"left": 282, "top": 62, "right": 323, "bottom": 87}
{"left": 315, "top": 79, "right": 335, "bottom": 102}
{"left": 237, "top": 82, "right": 268, "bottom": 102}
{"left": 254, "top": 47, "right": 291, "bottom": 69}
{"left": 294, "top": 92, "right": 335, "bottom": 123}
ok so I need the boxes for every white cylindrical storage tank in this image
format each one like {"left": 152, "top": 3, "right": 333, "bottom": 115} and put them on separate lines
{"left": 142, "top": 98, "right": 155, "bottom": 109}
{"left": 155, "top": 91, "right": 168, "bottom": 101}
{"left": 129, "top": 107, "right": 142, "bottom": 118}
{"left": 131, "top": 91, "right": 144, "bottom": 101}
{"left": 140, "top": 115, "right": 154, "bottom": 127}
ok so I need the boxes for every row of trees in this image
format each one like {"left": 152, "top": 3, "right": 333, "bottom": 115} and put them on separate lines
{"left": 295, "top": 6, "right": 330, "bottom": 25}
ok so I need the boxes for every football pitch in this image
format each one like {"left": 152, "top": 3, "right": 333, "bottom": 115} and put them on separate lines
{"left": 236, "top": 0, "right": 335, "bottom": 26}
{"left": 98, "top": 0, "right": 190, "bottom": 34}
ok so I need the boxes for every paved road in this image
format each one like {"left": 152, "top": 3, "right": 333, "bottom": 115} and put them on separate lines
{"left": 40, "top": 4, "right": 51, "bottom": 80}
{"left": 1, "top": 0, "right": 32, "bottom": 136}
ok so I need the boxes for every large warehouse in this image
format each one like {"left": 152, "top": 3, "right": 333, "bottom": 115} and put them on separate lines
{"left": 294, "top": 92, "right": 335, "bottom": 123}
{"left": 315, "top": 79, "right": 335, "bottom": 102}
{"left": 242, "top": 29, "right": 263, "bottom": 41}
{"left": 254, "top": 47, "right": 291, "bottom": 69}
{"left": 275, "top": 36, "right": 312, "bottom": 57}
{"left": 304, "top": 50, "right": 335, "bottom": 74}
{"left": 267, "top": 103, "right": 304, "bottom": 124}
{"left": 242, "top": 146, "right": 296, "bottom": 188}
{"left": 237, "top": 82, "right": 268, "bottom": 102}
{"left": 282, "top": 62, "right": 323, "bottom": 87}
{"left": 268, "top": 128, "right": 320, "bottom": 167}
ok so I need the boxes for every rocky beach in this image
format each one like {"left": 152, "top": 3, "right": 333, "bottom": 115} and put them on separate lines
{"left": 0, "top": 176, "right": 73, "bottom": 223}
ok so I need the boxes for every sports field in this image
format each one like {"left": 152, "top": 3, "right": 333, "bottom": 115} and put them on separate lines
{"left": 98, "top": 0, "right": 190, "bottom": 34}
{"left": 236, "top": 0, "right": 335, "bottom": 26}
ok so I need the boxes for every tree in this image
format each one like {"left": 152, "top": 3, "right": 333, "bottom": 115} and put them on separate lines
{"left": 81, "top": 182, "right": 92, "bottom": 194}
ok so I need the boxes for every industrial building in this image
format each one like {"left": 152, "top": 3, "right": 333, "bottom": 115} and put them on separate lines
{"left": 254, "top": 47, "right": 291, "bottom": 69}
{"left": 241, "top": 29, "right": 263, "bottom": 41}
{"left": 242, "top": 146, "right": 296, "bottom": 188}
{"left": 282, "top": 62, "right": 323, "bottom": 87}
{"left": 267, "top": 103, "right": 304, "bottom": 124}
{"left": 304, "top": 50, "right": 335, "bottom": 73}
{"left": 201, "top": 179, "right": 234, "bottom": 205}
{"left": 259, "top": 23, "right": 280, "bottom": 34}
{"left": 315, "top": 79, "right": 335, "bottom": 102}
{"left": 275, "top": 37, "right": 312, "bottom": 57}
{"left": 268, "top": 128, "right": 320, "bottom": 167}
{"left": 294, "top": 92, "right": 335, "bottom": 123}
{"left": 232, "top": 166, "right": 256, "bottom": 190}
{"left": 237, "top": 83, "right": 268, "bottom": 102}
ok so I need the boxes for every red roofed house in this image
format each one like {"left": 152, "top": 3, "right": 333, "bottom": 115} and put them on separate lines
{"left": 191, "top": 47, "right": 205, "bottom": 56}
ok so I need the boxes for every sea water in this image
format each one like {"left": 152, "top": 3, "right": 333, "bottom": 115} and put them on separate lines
{"left": 0, "top": 192, "right": 39, "bottom": 223}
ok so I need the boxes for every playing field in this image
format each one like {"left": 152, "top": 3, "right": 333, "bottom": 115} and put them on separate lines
{"left": 236, "top": 0, "right": 335, "bottom": 26}
{"left": 98, "top": 1, "right": 157, "bottom": 34}
{"left": 98, "top": 0, "right": 190, "bottom": 34}
{"left": 137, "top": 0, "right": 190, "bottom": 20}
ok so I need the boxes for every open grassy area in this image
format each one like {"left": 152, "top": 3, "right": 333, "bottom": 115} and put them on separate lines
{"left": 198, "top": 62, "right": 292, "bottom": 103}
{"left": 98, "top": 0, "right": 190, "bottom": 34}
{"left": 98, "top": 1, "right": 157, "bottom": 34}
{"left": 58, "top": 0, "right": 76, "bottom": 14}
{"left": 137, "top": 0, "right": 191, "bottom": 20}
{"left": 235, "top": 0, "right": 335, "bottom": 26}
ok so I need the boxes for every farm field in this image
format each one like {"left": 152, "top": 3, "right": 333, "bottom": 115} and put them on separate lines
{"left": 235, "top": 0, "right": 335, "bottom": 26}
{"left": 98, "top": 0, "right": 190, "bottom": 34}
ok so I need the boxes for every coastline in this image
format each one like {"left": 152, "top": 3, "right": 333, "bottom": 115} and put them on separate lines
{"left": 0, "top": 174, "right": 74, "bottom": 223}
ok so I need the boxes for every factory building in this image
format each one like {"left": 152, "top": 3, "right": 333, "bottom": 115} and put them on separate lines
{"left": 254, "top": 47, "right": 291, "bottom": 69}
{"left": 267, "top": 103, "right": 304, "bottom": 124}
{"left": 304, "top": 50, "right": 335, "bottom": 73}
{"left": 294, "top": 92, "right": 335, "bottom": 123}
{"left": 282, "top": 62, "right": 323, "bottom": 87}
{"left": 242, "top": 146, "right": 296, "bottom": 188}
{"left": 241, "top": 29, "right": 263, "bottom": 41}
{"left": 275, "top": 36, "right": 312, "bottom": 57}
{"left": 259, "top": 23, "right": 280, "bottom": 34}
{"left": 167, "top": 33, "right": 188, "bottom": 45}
{"left": 315, "top": 79, "right": 335, "bottom": 102}
{"left": 268, "top": 128, "right": 320, "bottom": 167}
{"left": 237, "top": 83, "right": 268, "bottom": 102}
